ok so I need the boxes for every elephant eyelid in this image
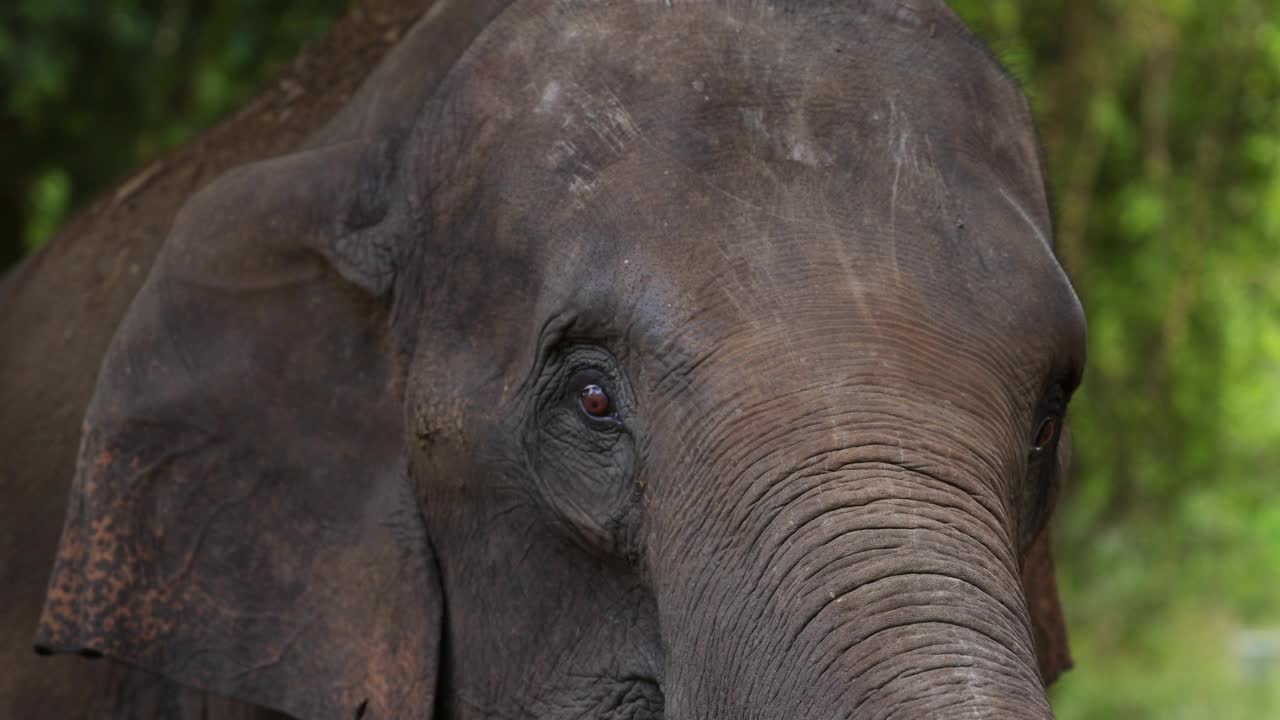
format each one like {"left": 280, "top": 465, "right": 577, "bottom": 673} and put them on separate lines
{"left": 1028, "top": 385, "right": 1067, "bottom": 455}
{"left": 538, "top": 341, "right": 633, "bottom": 433}
{"left": 1030, "top": 416, "right": 1058, "bottom": 453}
{"left": 1022, "top": 388, "right": 1065, "bottom": 546}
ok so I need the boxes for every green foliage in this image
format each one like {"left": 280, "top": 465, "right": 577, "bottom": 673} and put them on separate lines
{"left": 950, "top": 0, "right": 1280, "bottom": 716}
{"left": 0, "top": 0, "right": 348, "bottom": 268}
{"left": 4, "top": 2, "right": 1279, "bottom": 716}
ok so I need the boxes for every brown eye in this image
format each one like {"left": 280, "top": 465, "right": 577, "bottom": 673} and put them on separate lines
{"left": 1032, "top": 416, "right": 1058, "bottom": 453}
{"left": 578, "top": 384, "right": 612, "bottom": 418}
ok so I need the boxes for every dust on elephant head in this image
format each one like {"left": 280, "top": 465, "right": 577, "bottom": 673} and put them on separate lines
{"left": 35, "top": 1, "right": 1084, "bottom": 718}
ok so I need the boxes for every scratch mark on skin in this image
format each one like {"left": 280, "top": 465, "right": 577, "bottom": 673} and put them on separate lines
{"left": 569, "top": 174, "right": 596, "bottom": 201}
{"left": 599, "top": 84, "right": 644, "bottom": 145}
{"left": 740, "top": 107, "right": 768, "bottom": 138}
{"left": 788, "top": 141, "right": 825, "bottom": 168}
{"left": 889, "top": 148, "right": 902, "bottom": 256}
{"left": 998, "top": 186, "right": 1052, "bottom": 251}
{"left": 631, "top": 130, "right": 847, "bottom": 236}
{"left": 536, "top": 80, "right": 561, "bottom": 114}
{"left": 548, "top": 82, "right": 647, "bottom": 207}
{"left": 887, "top": 98, "right": 908, "bottom": 277}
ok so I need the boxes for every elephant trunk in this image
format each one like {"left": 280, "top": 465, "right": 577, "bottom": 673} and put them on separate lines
{"left": 656, "top": 460, "right": 1053, "bottom": 719}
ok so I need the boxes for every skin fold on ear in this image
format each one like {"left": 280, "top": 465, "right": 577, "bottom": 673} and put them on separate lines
{"left": 1022, "top": 425, "right": 1075, "bottom": 686}
{"left": 33, "top": 138, "right": 441, "bottom": 720}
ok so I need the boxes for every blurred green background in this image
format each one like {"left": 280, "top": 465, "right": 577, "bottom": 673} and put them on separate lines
{"left": 2, "top": 1, "right": 1278, "bottom": 718}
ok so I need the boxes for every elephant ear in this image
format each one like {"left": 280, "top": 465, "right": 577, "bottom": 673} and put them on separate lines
{"left": 34, "top": 138, "right": 441, "bottom": 719}
{"left": 1022, "top": 424, "right": 1074, "bottom": 686}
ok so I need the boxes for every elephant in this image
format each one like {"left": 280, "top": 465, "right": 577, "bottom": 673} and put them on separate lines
{"left": 1, "top": 0, "right": 1083, "bottom": 718}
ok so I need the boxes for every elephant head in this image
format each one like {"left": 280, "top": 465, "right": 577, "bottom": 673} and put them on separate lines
{"left": 36, "top": 1, "right": 1082, "bottom": 718}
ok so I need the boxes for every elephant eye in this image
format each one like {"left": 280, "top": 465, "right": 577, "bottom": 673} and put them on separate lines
{"left": 1031, "top": 416, "right": 1057, "bottom": 454}
{"left": 1030, "top": 384, "right": 1067, "bottom": 458}
{"left": 559, "top": 352, "right": 626, "bottom": 427}
{"left": 578, "top": 383, "right": 613, "bottom": 418}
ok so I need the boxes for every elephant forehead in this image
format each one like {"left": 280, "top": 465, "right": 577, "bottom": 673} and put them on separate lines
{"left": 480, "top": 3, "right": 1040, "bottom": 193}
{"left": 506, "top": 126, "right": 1079, "bottom": 384}
{"left": 412, "top": 0, "right": 1083, "bottom": 378}
{"left": 602, "top": 182, "right": 1080, "bottom": 394}
{"left": 467, "top": 5, "right": 1054, "bottom": 260}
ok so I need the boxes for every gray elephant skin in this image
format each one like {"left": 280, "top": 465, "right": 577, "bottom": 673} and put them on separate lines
{"left": 1, "top": 1, "right": 1085, "bottom": 718}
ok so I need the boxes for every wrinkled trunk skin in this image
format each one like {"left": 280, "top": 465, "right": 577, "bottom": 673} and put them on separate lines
{"left": 652, "top": 393, "right": 1053, "bottom": 718}
{"left": 663, "top": 470, "right": 1050, "bottom": 718}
